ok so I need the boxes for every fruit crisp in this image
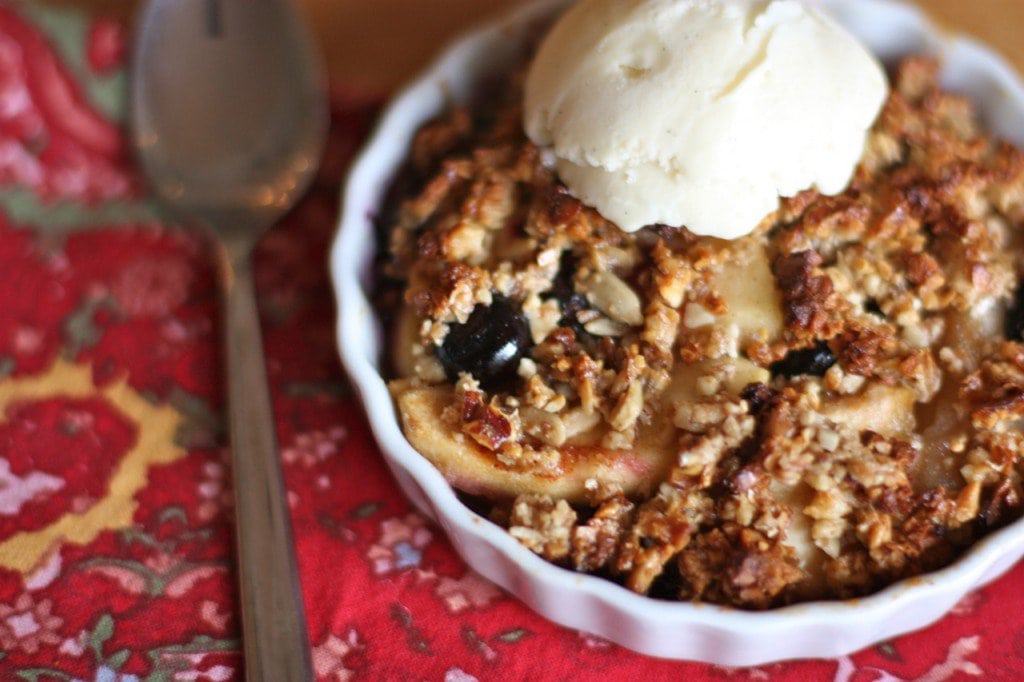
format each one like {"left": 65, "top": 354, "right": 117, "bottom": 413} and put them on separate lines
{"left": 378, "top": 57, "right": 1024, "bottom": 608}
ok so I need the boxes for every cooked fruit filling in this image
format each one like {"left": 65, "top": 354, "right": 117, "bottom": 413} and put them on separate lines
{"left": 380, "top": 57, "right": 1024, "bottom": 608}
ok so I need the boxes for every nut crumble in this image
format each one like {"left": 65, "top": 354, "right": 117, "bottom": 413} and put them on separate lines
{"left": 379, "top": 57, "right": 1024, "bottom": 608}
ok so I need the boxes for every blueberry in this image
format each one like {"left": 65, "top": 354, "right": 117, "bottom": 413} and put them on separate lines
{"left": 437, "top": 296, "right": 532, "bottom": 390}
{"left": 740, "top": 383, "right": 776, "bottom": 414}
{"left": 1007, "top": 281, "right": 1024, "bottom": 342}
{"left": 548, "top": 251, "right": 590, "bottom": 331}
{"left": 770, "top": 341, "right": 837, "bottom": 378}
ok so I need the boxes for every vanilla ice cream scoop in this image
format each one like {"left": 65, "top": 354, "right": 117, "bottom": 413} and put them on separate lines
{"left": 524, "top": 0, "right": 889, "bottom": 238}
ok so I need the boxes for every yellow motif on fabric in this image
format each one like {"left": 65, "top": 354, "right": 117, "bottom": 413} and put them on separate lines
{"left": 0, "top": 360, "right": 187, "bottom": 573}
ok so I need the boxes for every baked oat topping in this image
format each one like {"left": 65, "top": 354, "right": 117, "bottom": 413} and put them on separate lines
{"left": 381, "top": 56, "right": 1024, "bottom": 608}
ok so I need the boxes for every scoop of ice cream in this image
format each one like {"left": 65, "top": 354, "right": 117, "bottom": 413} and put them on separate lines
{"left": 524, "top": 0, "right": 889, "bottom": 238}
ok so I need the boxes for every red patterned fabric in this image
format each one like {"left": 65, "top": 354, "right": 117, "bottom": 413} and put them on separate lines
{"left": 0, "top": 5, "right": 1021, "bottom": 680}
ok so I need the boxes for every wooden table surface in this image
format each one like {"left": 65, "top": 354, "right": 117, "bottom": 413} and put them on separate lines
{"left": 37, "top": 0, "right": 1024, "bottom": 94}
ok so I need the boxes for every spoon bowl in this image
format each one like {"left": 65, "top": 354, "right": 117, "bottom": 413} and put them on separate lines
{"left": 133, "top": 0, "right": 327, "bottom": 221}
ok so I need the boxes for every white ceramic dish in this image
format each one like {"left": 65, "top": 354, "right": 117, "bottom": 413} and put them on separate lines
{"left": 332, "top": 0, "right": 1024, "bottom": 665}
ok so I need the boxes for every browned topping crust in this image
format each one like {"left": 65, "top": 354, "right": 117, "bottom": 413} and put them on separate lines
{"left": 381, "top": 56, "right": 1024, "bottom": 608}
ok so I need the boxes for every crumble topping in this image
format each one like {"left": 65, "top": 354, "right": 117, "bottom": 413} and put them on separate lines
{"left": 381, "top": 57, "right": 1024, "bottom": 608}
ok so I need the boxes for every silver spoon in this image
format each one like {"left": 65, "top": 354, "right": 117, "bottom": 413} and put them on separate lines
{"left": 130, "top": 1, "right": 327, "bottom": 679}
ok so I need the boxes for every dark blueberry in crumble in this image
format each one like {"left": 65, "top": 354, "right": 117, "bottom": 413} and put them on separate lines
{"left": 437, "top": 296, "right": 532, "bottom": 390}
{"left": 1007, "top": 280, "right": 1024, "bottom": 342}
{"left": 548, "top": 251, "right": 591, "bottom": 332}
{"left": 770, "top": 341, "right": 838, "bottom": 378}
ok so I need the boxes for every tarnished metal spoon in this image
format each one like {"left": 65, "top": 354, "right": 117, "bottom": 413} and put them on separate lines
{"left": 130, "top": 1, "right": 327, "bottom": 679}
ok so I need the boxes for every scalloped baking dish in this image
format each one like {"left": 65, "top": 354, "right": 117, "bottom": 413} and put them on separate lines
{"left": 332, "top": 0, "right": 1024, "bottom": 664}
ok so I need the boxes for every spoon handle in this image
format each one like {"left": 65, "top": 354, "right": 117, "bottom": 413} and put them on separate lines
{"left": 221, "top": 236, "right": 312, "bottom": 681}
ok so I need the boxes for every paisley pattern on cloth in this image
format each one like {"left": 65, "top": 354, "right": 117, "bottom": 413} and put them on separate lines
{"left": 0, "top": 4, "right": 1021, "bottom": 681}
